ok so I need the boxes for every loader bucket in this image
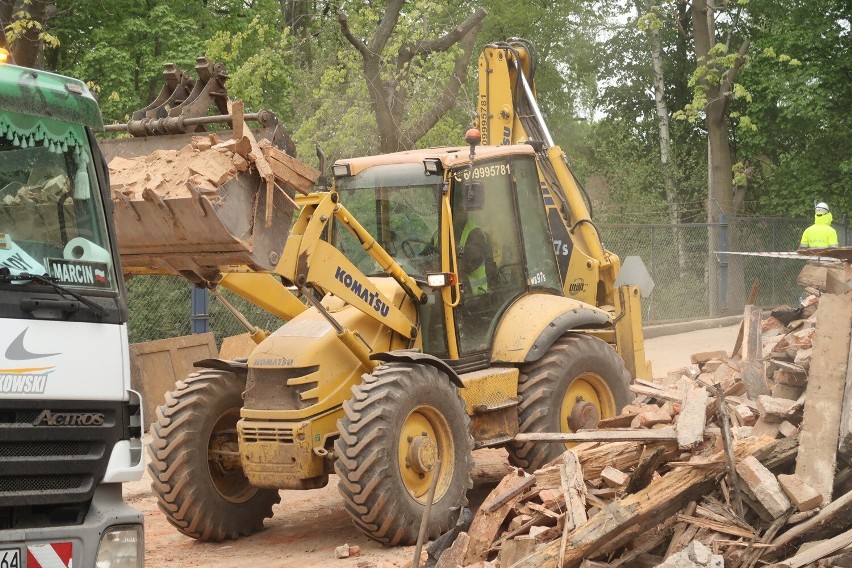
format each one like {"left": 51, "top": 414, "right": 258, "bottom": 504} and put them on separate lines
{"left": 113, "top": 169, "right": 295, "bottom": 281}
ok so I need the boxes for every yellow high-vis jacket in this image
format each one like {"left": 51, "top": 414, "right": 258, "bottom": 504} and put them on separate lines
{"left": 800, "top": 211, "right": 839, "bottom": 249}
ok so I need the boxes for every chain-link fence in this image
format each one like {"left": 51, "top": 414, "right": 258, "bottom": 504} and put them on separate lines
{"left": 126, "top": 216, "right": 849, "bottom": 344}
{"left": 126, "top": 276, "right": 286, "bottom": 346}
{"left": 599, "top": 216, "right": 848, "bottom": 323}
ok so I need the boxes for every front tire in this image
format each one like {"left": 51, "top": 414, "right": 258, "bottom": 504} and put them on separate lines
{"left": 147, "top": 369, "right": 280, "bottom": 541}
{"left": 335, "top": 363, "right": 474, "bottom": 545}
{"left": 507, "top": 334, "right": 632, "bottom": 471}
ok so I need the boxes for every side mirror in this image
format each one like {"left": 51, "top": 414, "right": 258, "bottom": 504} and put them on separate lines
{"left": 464, "top": 180, "right": 484, "bottom": 211}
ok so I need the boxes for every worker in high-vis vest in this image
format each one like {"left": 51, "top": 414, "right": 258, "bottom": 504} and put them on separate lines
{"left": 800, "top": 202, "right": 839, "bottom": 249}
{"left": 454, "top": 207, "right": 489, "bottom": 296}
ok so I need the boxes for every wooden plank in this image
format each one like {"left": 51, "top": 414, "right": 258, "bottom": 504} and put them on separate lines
{"left": 484, "top": 474, "right": 535, "bottom": 513}
{"left": 674, "top": 514, "right": 756, "bottom": 538}
{"left": 676, "top": 385, "right": 709, "bottom": 449}
{"left": 498, "top": 536, "right": 536, "bottom": 567}
{"left": 574, "top": 441, "right": 680, "bottom": 481}
{"left": 511, "top": 436, "right": 776, "bottom": 568}
{"left": 742, "top": 304, "right": 769, "bottom": 397}
{"left": 628, "top": 383, "right": 683, "bottom": 402}
{"left": 464, "top": 472, "right": 531, "bottom": 564}
{"left": 435, "top": 532, "right": 470, "bottom": 568}
{"left": 767, "top": 527, "right": 852, "bottom": 568}
{"left": 770, "top": 487, "right": 852, "bottom": 548}
{"left": 514, "top": 429, "right": 678, "bottom": 443}
{"left": 625, "top": 446, "right": 667, "bottom": 494}
{"left": 664, "top": 501, "right": 696, "bottom": 560}
{"left": 559, "top": 451, "right": 588, "bottom": 566}
{"left": 795, "top": 292, "right": 852, "bottom": 505}
{"left": 840, "top": 336, "right": 852, "bottom": 456}
{"left": 733, "top": 280, "right": 761, "bottom": 358}
{"left": 262, "top": 147, "right": 320, "bottom": 194}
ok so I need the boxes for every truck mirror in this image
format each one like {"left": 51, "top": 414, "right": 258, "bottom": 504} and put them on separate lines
{"left": 464, "top": 180, "right": 484, "bottom": 211}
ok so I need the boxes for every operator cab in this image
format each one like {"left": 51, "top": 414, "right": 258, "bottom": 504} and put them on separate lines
{"left": 0, "top": 65, "right": 123, "bottom": 323}
{"left": 333, "top": 145, "right": 561, "bottom": 368}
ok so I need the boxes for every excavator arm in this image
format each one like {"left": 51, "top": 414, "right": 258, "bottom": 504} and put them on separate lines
{"left": 477, "top": 39, "right": 651, "bottom": 378}
{"left": 477, "top": 40, "right": 621, "bottom": 305}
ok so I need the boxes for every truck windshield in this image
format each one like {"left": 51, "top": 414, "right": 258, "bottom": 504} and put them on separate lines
{"left": 0, "top": 113, "right": 116, "bottom": 291}
{"left": 335, "top": 163, "right": 442, "bottom": 279}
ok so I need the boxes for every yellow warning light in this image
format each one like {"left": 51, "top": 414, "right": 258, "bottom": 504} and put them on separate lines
{"left": 0, "top": 48, "right": 9, "bottom": 64}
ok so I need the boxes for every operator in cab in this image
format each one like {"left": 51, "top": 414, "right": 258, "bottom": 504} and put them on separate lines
{"left": 453, "top": 205, "right": 489, "bottom": 296}
{"left": 800, "top": 202, "right": 839, "bottom": 250}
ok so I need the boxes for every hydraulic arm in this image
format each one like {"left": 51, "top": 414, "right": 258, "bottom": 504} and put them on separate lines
{"left": 477, "top": 39, "right": 651, "bottom": 378}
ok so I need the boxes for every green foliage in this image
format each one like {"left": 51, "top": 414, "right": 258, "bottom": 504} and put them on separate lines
{"left": 5, "top": 9, "right": 60, "bottom": 48}
{"left": 205, "top": 12, "right": 296, "bottom": 118}
{"left": 736, "top": 0, "right": 852, "bottom": 216}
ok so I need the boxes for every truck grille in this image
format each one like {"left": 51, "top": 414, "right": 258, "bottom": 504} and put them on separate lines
{"left": 0, "top": 399, "right": 130, "bottom": 529}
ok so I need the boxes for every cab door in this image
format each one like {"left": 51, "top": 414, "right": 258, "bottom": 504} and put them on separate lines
{"left": 447, "top": 155, "right": 561, "bottom": 360}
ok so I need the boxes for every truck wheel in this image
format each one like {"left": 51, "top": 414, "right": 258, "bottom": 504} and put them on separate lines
{"left": 147, "top": 369, "right": 280, "bottom": 541}
{"left": 335, "top": 363, "right": 474, "bottom": 545}
{"left": 508, "top": 334, "right": 632, "bottom": 471}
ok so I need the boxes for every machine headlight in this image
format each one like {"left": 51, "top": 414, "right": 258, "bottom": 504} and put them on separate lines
{"left": 332, "top": 163, "right": 351, "bottom": 178}
{"left": 423, "top": 158, "right": 443, "bottom": 176}
{"left": 95, "top": 525, "right": 143, "bottom": 568}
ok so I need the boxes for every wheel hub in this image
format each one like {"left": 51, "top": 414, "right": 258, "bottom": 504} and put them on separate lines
{"left": 568, "top": 399, "right": 600, "bottom": 431}
{"left": 209, "top": 435, "right": 242, "bottom": 472}
{"left": 407, "top": 434, "right": 437, "bottom": 474}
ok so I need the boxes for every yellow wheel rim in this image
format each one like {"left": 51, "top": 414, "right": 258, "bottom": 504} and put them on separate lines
{"left": 397, "top": 405, "right": 455, "bottom": 502}
{"left": 558, "top": 372, "right": 617, "bottom": 441}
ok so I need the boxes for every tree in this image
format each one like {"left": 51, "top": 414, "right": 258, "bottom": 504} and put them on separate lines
{"left": 1, "top": 0, "right": 59, "bottom": 68}
{"left": 638, "top": 1, "right": 687, "bottom": 275}
{"left": 337, "top": 1, "right": 486, "bottom": 153}
{"left": 736, "top": 0, "right": 851, "bottom": 217}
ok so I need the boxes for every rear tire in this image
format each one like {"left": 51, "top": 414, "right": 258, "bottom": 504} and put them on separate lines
{"left": 147, "top": 369, "right": 280, "bottom": 541}
{"left": 334, "top": 363, "right": 474, "bottom": 545}
{"left": 507, "top": 334, "right": 632, "bottom": 471}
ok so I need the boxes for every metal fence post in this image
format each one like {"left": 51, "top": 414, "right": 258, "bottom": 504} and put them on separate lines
{"left": 191, "top": 286, "right": 210, "bottom": 334}
{"left": 718, "top": 214, "right": 729, "bottom": 314}
{"left": 771, "top": 221, "right": 777, "bottom": 306}
{"left": 649, "top": 225, "right": 655, "bottom": 322}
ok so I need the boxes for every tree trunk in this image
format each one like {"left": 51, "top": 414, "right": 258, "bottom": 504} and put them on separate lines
{"left": 9, "top": 0, "right": 48, "bottom": 69}
{"left": 0, "top": 1, "right": 13, "bottom": 53}
{"left": 693, "top": 0, "right": 748, "bottom": 315}
{"left": 642, "top": 2, "right": 688, "bottom": 277}
{"left": 338, "top": 4, "right": 486, "bottom": 153}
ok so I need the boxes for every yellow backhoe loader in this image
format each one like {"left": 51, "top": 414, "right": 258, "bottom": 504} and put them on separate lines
{"left": 103, "top": 42, "right": 651, "bottom": 545}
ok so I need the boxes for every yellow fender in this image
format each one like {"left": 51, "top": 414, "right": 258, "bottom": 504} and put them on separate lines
{"left": 491, "top": 294, "right": 610, "bottom": 363}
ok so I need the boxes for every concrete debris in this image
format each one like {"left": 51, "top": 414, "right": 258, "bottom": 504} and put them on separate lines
{"left": 429, "top": 266, "right": 851, "bottom": 568}
{"left": 654, "top": 542, "right": 723, "bottom": 567}
{"left": 334, "top": 543, "right": 350, "bottom": 559}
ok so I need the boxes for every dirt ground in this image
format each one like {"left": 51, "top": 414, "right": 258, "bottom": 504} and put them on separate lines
{"left": 129, "top": 324, "right": 740, "bottom": 568}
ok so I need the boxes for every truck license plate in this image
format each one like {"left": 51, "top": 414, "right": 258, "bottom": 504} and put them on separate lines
{"left": 0, "top": 548, "right": 20, "bottom": 568}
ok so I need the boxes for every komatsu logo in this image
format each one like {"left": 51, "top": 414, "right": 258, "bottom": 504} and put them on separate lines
{"left": 33, "top": 410, "right": 105, "bottom": 426}
{"left": 334, "top": 267, "right": 390, "bottom": 317}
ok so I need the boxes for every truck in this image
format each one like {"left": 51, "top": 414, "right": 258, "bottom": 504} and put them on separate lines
{"left": 101, "top": 39, "right": 652, "bottom": 547}
{"left": 0, "top": 53, "right": 144, "bottom": 567}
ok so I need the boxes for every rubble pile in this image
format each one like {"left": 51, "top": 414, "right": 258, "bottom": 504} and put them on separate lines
{"left": 108, "top": 134, "right": 317, "bottom": 201}
{"left": 428, "top": 264, "right": 851, "bottom": 568}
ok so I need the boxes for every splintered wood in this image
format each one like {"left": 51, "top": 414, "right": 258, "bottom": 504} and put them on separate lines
{"left": 429, "top": 265, "right": 851, "bottom": 568}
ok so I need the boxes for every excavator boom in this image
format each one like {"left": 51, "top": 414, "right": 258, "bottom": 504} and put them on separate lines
{"left": 477, "top": 39, "right": 651, "bottom": 378}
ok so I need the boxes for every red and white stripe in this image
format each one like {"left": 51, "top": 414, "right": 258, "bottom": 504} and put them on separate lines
{"left": 26, "top": 542, "right": 72, "bottom": 568}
